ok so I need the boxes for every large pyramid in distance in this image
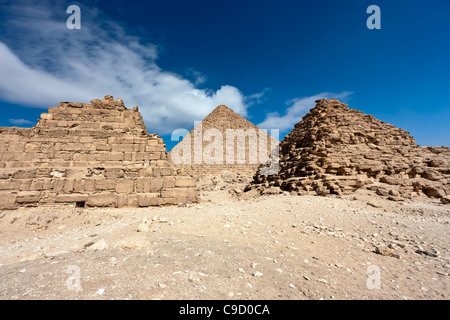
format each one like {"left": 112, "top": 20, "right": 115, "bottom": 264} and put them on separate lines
{"left": 169, "top": 105, "right": 278, "bottom": 178}
{"left": 248, "top": 98, "right": 450, "bottom": 201}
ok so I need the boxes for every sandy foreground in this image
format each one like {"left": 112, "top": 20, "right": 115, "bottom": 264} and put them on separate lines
{"left": 0, "top": 190, "right": 448, "bottom": 300}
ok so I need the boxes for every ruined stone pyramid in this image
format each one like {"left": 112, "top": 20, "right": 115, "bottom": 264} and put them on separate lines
{"left": 169, "top": 105, "right": 278, "bottom": 177}
{"left": 249, "top": 98, "right": 450, "bottom": 201}
{"left": 0, "top": 96, "right": 198, "bottom": 209}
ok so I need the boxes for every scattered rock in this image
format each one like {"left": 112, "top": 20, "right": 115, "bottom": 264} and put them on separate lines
{"left": 137, "top": 217, "right": 151, "bottom": 232}
{"left": 115, "top": 236, "right": 147, "bottom": 250}
{"left": 367, "top": 202, "right": 381, "bottom": 208}
{"left": 247, "top": 98, "right": 450, "bottom": 200}
{"left": 415, "top": 249, "right": 438, "bottom": 258}
{"left": 87, "top": 238, "right": 109, "bottom": 251}
{"left": 441, "top": 196, "right": 450, "bottom": 204}
{"left": 374, "top": 245, "right": 400, "bottom": 259}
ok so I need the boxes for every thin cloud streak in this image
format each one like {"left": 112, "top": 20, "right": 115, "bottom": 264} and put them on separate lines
{"left": 0, "top": 1, "right": 266, "bottom": 135}
{"left": 258, "top": 91, "right": 353, "bottom": 132}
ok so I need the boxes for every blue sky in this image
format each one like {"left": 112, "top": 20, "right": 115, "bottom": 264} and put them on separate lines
{"left": 0, "top": 0, "right": 449, "bottom": 151}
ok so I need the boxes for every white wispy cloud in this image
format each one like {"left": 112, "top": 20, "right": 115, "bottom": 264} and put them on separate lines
{"left": 258, "top": 91, "right": 353, "bottom": 131}
{"left": 0, "top": 0, "right": 262, "bottom": 135}
{"left": 8, "top": 118, "right": 34, "bottom": 125}
{"left": 245, "top": 88, "right": 271, "bottom": 106}
{"left": 185, "top": 68, "right": 207, "bottom": 86}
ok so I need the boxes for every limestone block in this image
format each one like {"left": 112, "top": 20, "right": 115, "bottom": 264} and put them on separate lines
{"left": 123, "top": 152, "right": 133, "bottom": 161}
{"left": 107, "top": 161, "right": 124, "bottom": 167}
{"left": 86, "top": 193, "right": 117, "bottom": 207}
{"left": 68, "top": 102, "right": 83, "bottom": 108}
{"left": 15, "top": 191, "right": 41, "bottom": 203}
{"left": 2, "top": 152, "right": 24, "bottom": 161}
{"left": 95, "top": 179, "right": 117, "bottom": 191}
{"left": 149, "top": 178, "right": 164, "bottom": 192}
{"left": 79, "top": 136, "right": 94, "bottom": 143}
{"left": 161, "top": 187, "right": 198, "bottom": 199}
{"left": 139, "top": 168, "right": 153, "bottom": 177}
{"left": 0, "top": 179, "right": 20, "bottom": 190}
{"left": 52, "top": 179, "right": 66, "bottom": 193}
{"left": 159, "top": 197, "right": 178, "bottom": 205}
{"left": 117, "top": 194, "right": 128, "bottom": 208}
{"left": 116, "top": 179, "right": 135, "bottom": 193}
{"left": 134, "top": 144, "right": 145, "bottom": 152}
{"left": 0, "top": 192, "right": 17, "bottom": 208}
{"left": 84, "top": 178, "right": 95, "bottom": 192}
{"left": 423, "top": 186, "right": 446, "bottom": 198}
{"left": 96, "top": 153, "right": 108, "bottom": 161}
{"left": 127, "top": 194, "right": 138, "bottom": 207}
{"left": 55, "top": 194, "right": 88, "bottom": 203}
{"left": 175, "top": 177, "right": 196, "bottom": 188}
{"left": 73, "top": 179, "right": 85, "bottom": 193}
{"left": 112, "top": 144, "right": 135, "bottom": 152}
{"left": 136, "top": 193, "right": 160, "bottom": 207}
{"left": 133, "top": 138, "right": 148, "bottom": 144}
{"left": 95, "top": 143, "right": 111, "bottom": 151}
{"left": 135, "top": 178, "right": 150, "bottom": 193}
{"left": 104, "top": 168, "right": 125, "bottom": 178}
{"left": 18, "top": 179, "right": 31, "bottom": 191}
{"left": 42, "top": 178, "right": 54, "bottom": 190}
{"left": 148, "top": 152, "right": 161, "bottom": 160}
{"left": 159, "top": 167, "right": 174, "bottom": 176}
{"left": 163, "top": 177, "right": 175, "bottom": 188}
{"left": 145, "top": 145, "right": 159, "bottom": 152}
{"left": 86, "top": 153, "right": 96, "bottom": 162}
{"left": 146, "top": 139, "right": 159, "bottom": 145}
{"left": 63, "top": 179, "right": 75, "bottom": 193}
{"left": 108, "top": 152, "right": 124, "bottom": 161}
{"left": 13, "top": 170, "right": 35, "bottom": 179}
{"left": 40, "top": 113, "right": 52, "bottom": 120}
{"left": 8, "top": 142, "right": 26, "bottom": 152}
{"left": 30, "top": 179, "right": 44, "bottom": 191}
{"left": 135, "top": 152, "right": 148, "bottom": 161}
{"left": 72, "top": 153, "right": 87, "bottom": 161}
{"left": 83, "top": 144, "right": 96, "bottom": 151}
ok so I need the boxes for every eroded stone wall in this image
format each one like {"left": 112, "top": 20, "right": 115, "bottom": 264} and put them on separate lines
{"left": 249, "top": 99, "right": 450, "bottom": 202}
{"left": 0, "top": 96, "right": 198, "bottom": 209}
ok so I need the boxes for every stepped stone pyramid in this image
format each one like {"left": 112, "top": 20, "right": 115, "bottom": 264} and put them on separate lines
{"left": 0, "top": 96, "right": 198, "bottom": 209}
{"left": 248, "top": 98, "right": 450, "bottom": 201}
{"left": 169, "top": 105, "right": 278, "bottom": 178}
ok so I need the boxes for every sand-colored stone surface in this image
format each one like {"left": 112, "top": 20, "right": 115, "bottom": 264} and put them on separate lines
{"left": 250, "top": 99, "right": 450, "bottom": 202}
{"left": 0, "top": 96, "right": 198, "bottom": 209}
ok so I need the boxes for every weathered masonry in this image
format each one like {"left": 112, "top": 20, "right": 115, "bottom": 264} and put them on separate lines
{"left": 0, "top": 96, "right": 198, "bottom": 209}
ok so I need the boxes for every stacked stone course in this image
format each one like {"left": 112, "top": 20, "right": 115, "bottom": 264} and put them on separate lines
{"left": 0, "top": 96, "right": 198, "bottom": 209}
{"left": 169, "top": 105, "right": 278, "bottom": 178}
{"left": 249, "top": 98, "right": 450, "bottom": 201}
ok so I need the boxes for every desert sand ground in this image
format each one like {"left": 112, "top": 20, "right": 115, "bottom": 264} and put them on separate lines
{"left": 0, "top": 185, "right": 448, "bottom": 300}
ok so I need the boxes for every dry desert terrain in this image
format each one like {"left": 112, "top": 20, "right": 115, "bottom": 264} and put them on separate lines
{"left": 0, "top": 188, "right": 448, "bottom": 300}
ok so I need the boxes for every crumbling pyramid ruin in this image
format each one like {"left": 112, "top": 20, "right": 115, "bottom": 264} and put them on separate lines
{"left": 248, "top": 98, "right": 450, "bottom": 201}
{"left": 0, "top": 96, "right": 198, "bottom": 209}
{"left": 169, "top": 105, "right": 278, "bottom": 178}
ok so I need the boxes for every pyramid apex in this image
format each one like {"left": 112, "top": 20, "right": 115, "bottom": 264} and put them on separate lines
{"left": 214, "top": 104, "right": 231, "bottom": 110}
{"left": 207, "top": 104, "right": 238, "bottom": 116}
